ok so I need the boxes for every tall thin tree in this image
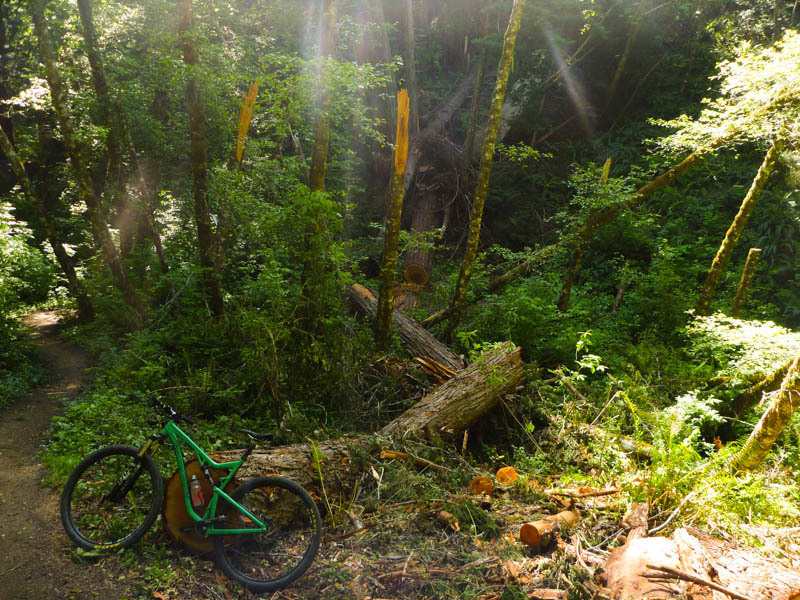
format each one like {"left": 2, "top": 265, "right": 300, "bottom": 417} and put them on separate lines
{"left": 178, "top": 0, "right": 224, "bottom": 317}
{"left": 447, "top": 0, "right": 527, "bottom": 332}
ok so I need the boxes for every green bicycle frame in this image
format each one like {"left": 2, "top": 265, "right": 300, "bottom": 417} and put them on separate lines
{"left": 144, "top": 420, "right": 266, "bottom": 536}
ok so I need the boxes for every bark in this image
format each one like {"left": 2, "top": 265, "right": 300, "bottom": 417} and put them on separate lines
{"left": 448, "top": 0, "right": 526, "bottom": 332}
{"left": 695, "top": 139, "right": 780, "bottom": 316}
{"left": 727, "top": 358, "right": 792, "bottom": 421}
{"left": 0, "top": 0, "right": 13, "bottom": 142}
{"left": 461, "top": 60, "right": 484, "bottom": 177}
{"left": 178, "top": 0, "right": 223, "bottom": 317}
{"left": 730, "top": 247, "right": 762, "bottom": 317}
{"left": 77, "top": 0, "right": 168, "bottom": 274}
{"left": 519, "top": 510, "right": 580, "bottom": 548}
{"left": 402, "top": 191, "right": 439, "bottom": 290}
{"left": 348, "top": 283, "right": 464, "bottom": 371}
{"left": 380, "top": 341, "right": 522, "bottom": 439}
{"left": 28, "top": 0, "right": 145, "bottom": 326}
{"left": 215, "top": 342, "right": 523, "bottom": 497}
{"left": 729, "top": 355, "right": 800, "bottom": 471}
{"left": 603, "top": 527, "right": 800, "bottom": 600}
{"left": 376, "top": 89, "right": 411, "bottom": 349}
{"left": 404, "top": 0, "right": 419, "bottom": 137}
{"left": 605, "top": 11, "right": 643, "bottom": 110}
{"left": 0, "top": 125, "right": 94, "bottom": 321}
{"left": 308, "top": 0, "right": 336, "bottom": 192}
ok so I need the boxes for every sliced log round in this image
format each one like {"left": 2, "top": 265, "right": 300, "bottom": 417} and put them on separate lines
{"left": 162, "top": 459, "right": 238, "bottom": 554}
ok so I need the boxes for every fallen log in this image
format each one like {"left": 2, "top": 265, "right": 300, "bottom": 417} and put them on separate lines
{"left": 519, "top": 509, "right": 580, "bottom": 548}
{"left": 550, "top": 416, "right": 654, "bottom": 460}
{"left": 348, "top": 283, "right": 465, "bottom": 371}
{"left": 214, "top": 342, "right": 524, "bottom": 497}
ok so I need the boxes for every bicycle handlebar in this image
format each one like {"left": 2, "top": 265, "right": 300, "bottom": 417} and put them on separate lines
{"left": 132, "top": 393, "right": 195, "bottom": 425}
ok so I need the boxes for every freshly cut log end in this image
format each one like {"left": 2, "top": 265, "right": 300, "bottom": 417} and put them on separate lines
{"left": 162, "top": 459, "right": 238, "bottom": 554}
{"left": 404, "top": 262, "right": 431, "bottom": 286}
{"left": 519, "top": 510, "right": 580, "bottom": 548}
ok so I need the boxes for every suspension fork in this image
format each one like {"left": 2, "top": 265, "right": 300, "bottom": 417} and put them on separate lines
{"left": 104, "top": 435, "right": 163, "bottom": 503}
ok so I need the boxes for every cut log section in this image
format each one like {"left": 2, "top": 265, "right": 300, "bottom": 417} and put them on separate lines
{"left": 603, "top": 527, "right": 800, "bottom": 600}
{"left": 348, "top": 283, "right": 465, "bottom": 371}
{"left": 162, "top": 459, "right": 238, "bottom": 554}
{"left": 519, "top": 510, "right": 580, "bottom": 548}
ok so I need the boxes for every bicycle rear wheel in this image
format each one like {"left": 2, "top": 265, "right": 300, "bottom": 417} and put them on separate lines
{"left": 213, "top": 476, "right": 322, "bottom": 592}
{"left": 61, "top": 445, "right": 164, "bottom": 550}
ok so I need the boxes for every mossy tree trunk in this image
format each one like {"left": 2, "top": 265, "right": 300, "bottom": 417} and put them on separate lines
{"left": 28, "top": 0, "right": 144, "bottom": 326}
{"left": 375, "top": 90, "right": 410, "bottom": 350}
{"left": 695, "top": 139, "right": 780, "bottom": 316}
{"left": 730, "top": 355, "right": 800, "bottom": 470}
{"left": 447, "top": 0, "right": 526, "bottom": 333}
{"left": 77, "top": 0, "right": 168, "bottom": 274}
{"left": 178, "top": 0, "right": 223, "bottom": 317}
{"left": 0, "top": 126, "right": 94, "bottom": 321}
{"left": 731, "top": 247, "right": 762, "bottom": 317}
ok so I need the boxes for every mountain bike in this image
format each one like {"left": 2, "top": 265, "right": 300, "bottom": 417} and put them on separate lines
{"left": 59, "top": 395, "right": 322, "bottom": 593}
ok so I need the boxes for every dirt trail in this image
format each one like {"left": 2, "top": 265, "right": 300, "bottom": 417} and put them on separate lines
{"left": 0, "top": 312, "right": 131, "bottom": 600}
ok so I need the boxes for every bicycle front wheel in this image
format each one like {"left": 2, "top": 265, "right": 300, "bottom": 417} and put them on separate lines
{"left": 61, "top": 445, "right": 164, "bottom": 550}
{"left": 213, "top": 476, "right": 322, "bottom": 592}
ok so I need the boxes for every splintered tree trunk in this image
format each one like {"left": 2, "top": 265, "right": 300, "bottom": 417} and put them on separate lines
{"left": 178, "top": 0, "right": 223, "bottom": 317}
{"left": 695, "top": 139, "right": 780, "bottom": 316}
{"left": 0, "top": 126, "right": 94, "bottom": 321}
{"left": 28, "top": 0, "right": 145, "bottom": 326}
{"left": 77, "top": 0, "right": 168, "bottom": 275}
{"left": 215, "top": 342, "right": 523, "bottom": 497}
{"left": 448, "top": 0, "right": 526, "bottom": 332}
{"left": 349, "top": 283, "right": 463, "bottom": 371}
{"left": 730, "top": 355, "right": 800, "bottom": 471}
{"left": 375, "top": 90, "right": 411, "bottom": 349}
{"left": 731, "top": 247, "right": 762, "bottom": 317}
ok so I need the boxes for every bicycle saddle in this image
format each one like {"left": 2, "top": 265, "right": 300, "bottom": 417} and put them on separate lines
{"left": 239, "top": 429, "right": 273, "bottom": 442}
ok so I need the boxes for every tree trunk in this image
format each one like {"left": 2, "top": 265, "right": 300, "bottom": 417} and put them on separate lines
{"left": 348, "top": 283, "right": 464, "bottom": 371}
{"left": 308, "top": 0, "right": 336, "bottom": 192}
{"left": 0, "top": 126, "right": 94, "bottom": 321}
{"left": 77, "top": 0, "right": 168, "bottom": 275}
{"left": 695, "top": 139, "right": 780, "bottom": 316}
{"left": 461, "top": 60, "right": 484, "bottom": 177}
{"left": 215, "top": 342, "right": 522, "bottom": 497}
{"left": 731, "top": 247, "right": 762, "bottom": 317}
{"left": 28, "top": 0, "right": 145, "bottom": 326}
{"left": 729, "top": 355, "right": 800, "bottom": 471}
{"left": 728, "top": 358, "right": 792, "bottom": 420}
{"left": 178, "top": 0, "right": 223, "bottom": 317}
{"left": 605, "top": 10, "right": 643, "bottom": 111}
{"left": 402, "top": 191, "right": 439, "bottom": 291}
{"left": 604, "top": 527, "right": 800, "bottom": 600}
{"left": 0, "top": 0, "right": 14, "bottom": 143}
{"left": 376, "top": 90, "right": 411, "bottom": 349}
{"left": 404, "top": 0, "right": 419, "bottom": 137}
{"left": 447, "top": 0, "right": 526, "bottom": 332}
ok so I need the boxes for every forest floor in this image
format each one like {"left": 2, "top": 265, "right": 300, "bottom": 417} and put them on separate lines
{"left": 6, "top": 313, "right": 799, "bottom": 600}
{"left": 0, "top": 311, "right": 134, "bottom": 600}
